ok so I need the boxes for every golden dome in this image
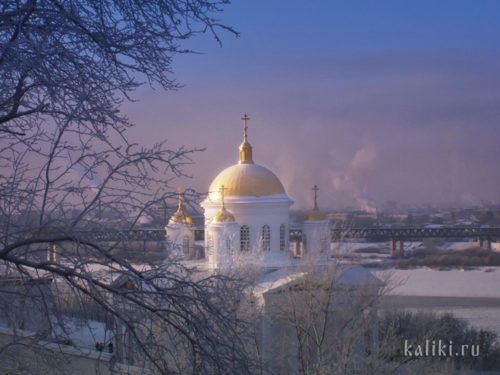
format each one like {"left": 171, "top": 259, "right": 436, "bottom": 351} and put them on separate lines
{"left": 171, "top": 211, "right": 192, "bottom": 224}
{"left": 212, "top": 208, "right": 235, "bottom": 223}
{"left": 209, "top": 163, "right": 286, "bottom": 198}
{"left": 304, "top": 210, "right": 327, "bottom": 221}
{"left": 170, "top": 190, "right": 192, "bottom": 224}
{"left": 208, "top": 114, "right": 287, "bottom": 199}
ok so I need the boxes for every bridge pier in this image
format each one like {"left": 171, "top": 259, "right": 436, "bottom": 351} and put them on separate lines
{"left": 389, "top": 239, "right": 404, "bottom": 258}
{"left": 479, "top": 238, "right": 492, "bottom": 251}
{"left": 397, "top": 240, "right": 404, "bottom": 258}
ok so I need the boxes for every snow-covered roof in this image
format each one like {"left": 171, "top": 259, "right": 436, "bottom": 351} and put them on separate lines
{"left": 254, "top": 265, "right": 382, "bottom": 296}
{"left": 337, "top": 266, "right": 383, "bottom": 286}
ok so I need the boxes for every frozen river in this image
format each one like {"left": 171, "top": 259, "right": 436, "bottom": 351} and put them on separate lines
{"left": 374, "top": 267, "right": 500, "bottom": 337}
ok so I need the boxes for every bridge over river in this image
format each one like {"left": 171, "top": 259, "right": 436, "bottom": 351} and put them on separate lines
{"left": 69, "top": 226, "right": 499, "bottom": 258}
{"left": 301, "top": 226, "right": 499, "bottom": 257}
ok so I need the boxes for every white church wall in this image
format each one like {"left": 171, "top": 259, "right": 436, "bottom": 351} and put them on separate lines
{"left": 165, "top": 221, "right": 195, "bottom": 259}
{"left": 206, "top": 221, "right": 240, "bottom": 269}
{"left": 202, "top": 194, "right": 293, "bottom": 268}
{"left": 302, "top": 220, "right": 330, "bottom": 262}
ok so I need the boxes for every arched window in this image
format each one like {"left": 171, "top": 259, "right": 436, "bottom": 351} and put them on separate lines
{"left": 226, "top": 237, "right": 232, "bottom": 251}
{"left": 280, "top": 224, "right": 286, "bottom": 251}
{"left": 262, "top": 225, "right": 271, "bottom": 251}
{"left": 182, "top": 235, "right": 190, "bottom": 255}
{"left": 240, "top": 225, "right": 250, "bottom": 252}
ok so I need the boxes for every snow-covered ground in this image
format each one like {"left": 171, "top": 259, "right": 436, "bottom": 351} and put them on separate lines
{"left": 331, "top": 241, "right": 425, "bottom": 257}
{"left": 53, "top": 318, "right": 112, "bottom": 348}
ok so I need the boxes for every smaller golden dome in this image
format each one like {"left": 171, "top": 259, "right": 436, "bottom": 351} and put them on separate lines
{"left": 212, "top": 208, "right": 235, "bottom": 223}
{"left": 304, "top": 210, "right": 327, "bottom": 221}
{"left": 170, "top": 190, "right": 192, "bottom": 224}
{"left": 171, "top": 211, "right": 192, "bottom": 224}
{"left": 212, "top": 184, "right": 236, "bottom": 223}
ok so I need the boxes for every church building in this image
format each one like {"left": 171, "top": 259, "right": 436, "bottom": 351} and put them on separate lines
{"left": 166, "top": 114, "right": 330, "bottom": 270}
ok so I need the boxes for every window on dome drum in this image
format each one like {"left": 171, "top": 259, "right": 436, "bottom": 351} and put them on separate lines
{"left": 240, "top": 225, "right": 250, "bottom": 252}
{"left": 262, "top": 225, "right": 271, "bottom": 251}
{"left": 226, "top": 237, "right": 232, "bottom": 251}
{"left": 182, "top": 235, "right": 190, "bottom": 255}
{"left": 280, "top": 224, "right": 286, "bottom": 251}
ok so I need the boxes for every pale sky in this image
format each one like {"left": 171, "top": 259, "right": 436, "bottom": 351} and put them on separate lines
{"left": 123, "top": 0, "right": 500, "bottom": 210}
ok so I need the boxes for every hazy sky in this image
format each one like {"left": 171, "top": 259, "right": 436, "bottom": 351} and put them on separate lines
{"left": 123, "top": 0, "right": 500, "bottom": 210}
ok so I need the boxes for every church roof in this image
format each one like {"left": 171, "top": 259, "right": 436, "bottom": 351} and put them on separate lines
{"left": 254, "top": 266, "right": 382, "bottom": 296}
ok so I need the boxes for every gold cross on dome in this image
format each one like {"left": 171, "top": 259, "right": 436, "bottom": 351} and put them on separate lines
{"left": 241, "top": 113, "right": 250, "bottom": 141}
{"left": 176, "top": 187, "right": 184, "bottom": 209}
{"left": 312, "top": 184, "right": 319, "bottom": 210}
